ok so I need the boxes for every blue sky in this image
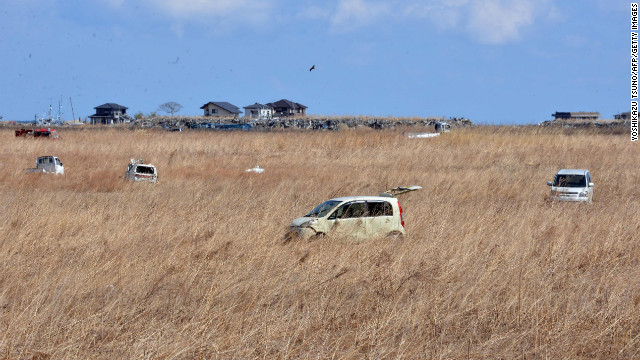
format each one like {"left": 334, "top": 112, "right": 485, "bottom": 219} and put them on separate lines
{"left": 0, "top": 0, "right": 628, "bottom": 124}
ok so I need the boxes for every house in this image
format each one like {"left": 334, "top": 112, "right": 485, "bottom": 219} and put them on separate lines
{"left": 265, "top": 99, "right": 307, "bottom": 117}
{"left": 551, "top": 112, "right": 600, "bottom": 121}
{"left": 88, "top": 103, "right": 129, "bottom": 125}
{"left": 200, "top": 102, "right": 242, "bottom": 117}
{"left": 243, "top": 103, "right": 274, "bottom": 119}
{"left": 614, "top": 111, "right": 631, "bottom": 120}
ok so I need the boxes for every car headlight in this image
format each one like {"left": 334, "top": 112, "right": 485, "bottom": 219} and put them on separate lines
{"left": 301, "top": 219, "right": 318, "bottom": 227}
{"left": 578, "top": 191, "right": 588, "bottom": 197}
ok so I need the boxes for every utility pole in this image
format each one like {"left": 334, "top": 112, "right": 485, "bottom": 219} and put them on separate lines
{"left": 69, "top": 97, "right": 76, "bottom": 121}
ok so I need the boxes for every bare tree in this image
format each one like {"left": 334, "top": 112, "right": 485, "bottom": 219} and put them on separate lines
{"left": 158, "top": 102, "right": 183, "bottom": 117}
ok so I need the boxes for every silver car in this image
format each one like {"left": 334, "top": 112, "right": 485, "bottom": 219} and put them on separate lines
{"left": 288, "top": 196, "right": 406, "bottom": 240}
{"left": 547, "top": 169, "right": 594, "bottom": 203}
{"left": 125, "top": 158, "right": 158, "bottom": 183}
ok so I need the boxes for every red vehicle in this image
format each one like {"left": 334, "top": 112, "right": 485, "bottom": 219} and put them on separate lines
{"left": 15, "top": 128, "right": 58, "bottom": 139}
{"left": 15, "top": 128, "right": 34, "bottom": 137}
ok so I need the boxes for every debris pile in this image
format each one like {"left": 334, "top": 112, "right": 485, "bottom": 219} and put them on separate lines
{"left": 538, "top": 119, "right": 630, "bottom": 130}
{"left": 245, "top": 166, "right": 264, "bottom": 173}
{"left": 408, "top": 132, "right": 440, "bottom": 139}
{"left": 128, "top": 116, "right": 473, "bottom": 131}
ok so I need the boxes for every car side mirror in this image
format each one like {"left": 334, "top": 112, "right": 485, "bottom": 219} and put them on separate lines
{"left": 589, "top": 182, "right": 594, "bottom": 187}
{"left": 547, "top": 181, "right": 552, "bottom": 186}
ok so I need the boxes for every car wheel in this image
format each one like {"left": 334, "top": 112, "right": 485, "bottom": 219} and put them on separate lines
{"left": 283, "top": 232, "right": 296, "bottom": 243}
{"left": 311, "top": 232, "right": 326, "bottom": 240}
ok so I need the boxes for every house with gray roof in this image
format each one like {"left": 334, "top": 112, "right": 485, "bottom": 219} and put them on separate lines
{"left": 88, "top": 103, "right": 129, "bottom": 125}
{"left": 551, "top": 112, "right": 600, "bottom": 121}
{"left": 200, "top": 101, "right": 242, "bottom": 118}
{"left": 243, "top": 103, "right": 274, "bottom": 119}
{"left": 614, "top": 111, "right": 631, "bottom": 120}
{"left": 266, "top": 99, "right": 307, "bottom": 117}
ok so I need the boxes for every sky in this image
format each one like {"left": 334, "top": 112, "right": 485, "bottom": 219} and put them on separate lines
{"left": 0, "top": 0, "right": 629, "bottom": 124}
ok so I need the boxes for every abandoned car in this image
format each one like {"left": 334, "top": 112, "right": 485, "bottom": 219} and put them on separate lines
{"left": 26, "top": 156, "right": 65, "bottom": 174}
{"left": 288, "top": 187, "right": 421, "bottom": 240}
{"left": 125, "top": 158, "right": 158, "bottom": 183}
{"left": 288, "top": 196, "right": 406, "bottom": 240}
{"left": 15, "top": 128, "right": 59, "bottom": 139}
{"left": 547, "top": 169, "right": 594, "bottom": 203}
{"left": 435, "top": 122, "right": 451, "bottom": 132}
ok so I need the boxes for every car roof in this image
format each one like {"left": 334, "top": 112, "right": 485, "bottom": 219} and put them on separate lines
{"left": 556, "top": 169, "right": 589, "bottom": 175}
{"left": 329, "top": 196, "right": 398, "bottom": 202}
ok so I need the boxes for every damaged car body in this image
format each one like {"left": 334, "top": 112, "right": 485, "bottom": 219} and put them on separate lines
{"left": 288, "top": 196, "right": 406, "bottom": 240}
{"left": 287, "top": 187, "right": 421, "bottom": 240}
{"left": 125, "top": 158, "right": 158, "bottom": 183}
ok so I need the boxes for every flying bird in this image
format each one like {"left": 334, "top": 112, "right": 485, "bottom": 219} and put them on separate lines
{"left": 309, "top": 65, "right": 315, "bottom": 72}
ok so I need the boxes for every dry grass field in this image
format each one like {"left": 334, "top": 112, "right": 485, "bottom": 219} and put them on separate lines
{"left": 0, "top": 126, "right": 639, "bottom": 359}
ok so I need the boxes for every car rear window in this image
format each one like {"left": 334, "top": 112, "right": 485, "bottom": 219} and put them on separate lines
{"left": 136, "top": 166, "right": 155, "bottom": 174}
{"left": 367, "top": 201, "right": 393, "bottom": 216}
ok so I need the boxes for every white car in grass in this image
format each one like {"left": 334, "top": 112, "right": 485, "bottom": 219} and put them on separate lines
{"left": 125, "top": 158, "right": 158, "bottom": 183}
{"left": 25, "top": 156, "right": 65, "bottom": 174}
{"left": 287, "top": 186, "right": 421, "bottom": 240}
{"left": 547, "top": 169, "right": 594, "bottom": 203}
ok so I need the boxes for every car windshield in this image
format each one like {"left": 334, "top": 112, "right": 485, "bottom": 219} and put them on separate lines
{"left": 305, "top": 200, "right": 341, "bottom": 218}
{"left": 554, "top": 174, "right": 586, "bottom": 187}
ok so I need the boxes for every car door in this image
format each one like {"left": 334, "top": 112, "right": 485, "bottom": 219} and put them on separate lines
{"left": 54, "top": 158, "right": 63, "bottom": 174}
{"left": 326, "top": 201, "right": 367, "bottom": 238}
{"left": 365, "top": 200, "right": 395, "bottom": 237}
{"left": 586, "top": 171, "right": 594, "bottom": 201}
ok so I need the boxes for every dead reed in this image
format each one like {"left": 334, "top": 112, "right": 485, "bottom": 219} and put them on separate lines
{"left": 0, "top": 126, "right": 639, "bottom": 359}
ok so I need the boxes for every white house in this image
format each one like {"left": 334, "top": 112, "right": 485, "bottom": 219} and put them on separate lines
{"left": 200, "top": 101, "right": 242, "bottom": 117}
{"left": 243, "top": 103, "right": 274, "bottom": 119}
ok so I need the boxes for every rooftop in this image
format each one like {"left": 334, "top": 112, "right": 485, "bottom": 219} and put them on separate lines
{"left": 200, "top": 101, "right": 242, "bottom": 114}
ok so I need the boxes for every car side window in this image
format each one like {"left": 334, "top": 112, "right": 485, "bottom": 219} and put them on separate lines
{"left": 343, "top": 202, "right": 366, "bottom": 218}
{"left": 328, "top": 204, "right": 346, "bottom": 220}
{"left": 367, "top": 201, "right": 393, "bottom": 217}
{"left": 329, "top": 202, "right": 365, "bottom": 219}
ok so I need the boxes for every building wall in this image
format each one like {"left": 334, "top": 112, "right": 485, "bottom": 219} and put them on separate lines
{"left": 203, "top": 104, "right": 237, "bottom": 117}
{"left": 261, "top": 108, "right": 274, "bottom": 118}
{"left": 245, "top": 108, "right": 274, "bottom": 118}
{"left": 552, "top": 112, "right": 599, "bottom": 121}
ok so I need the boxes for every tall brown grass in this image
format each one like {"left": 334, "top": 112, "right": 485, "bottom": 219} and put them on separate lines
{"left": 0, "top": 126, "right": 639, "bottom": 359}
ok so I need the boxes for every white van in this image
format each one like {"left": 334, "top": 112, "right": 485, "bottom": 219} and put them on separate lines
{"left": 288, "top": 196, "right": 406, "bottom": 240}
{"left": 547, "top": 169, "right": 594, "bottom": 203}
